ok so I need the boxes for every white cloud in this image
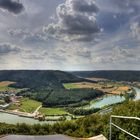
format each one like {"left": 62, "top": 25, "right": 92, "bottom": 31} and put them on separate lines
{"left": 130, "top": 22, "right": 140, "bottom": 39}
{"left": 44, "top": 0, "right": 100, "bottom": 41}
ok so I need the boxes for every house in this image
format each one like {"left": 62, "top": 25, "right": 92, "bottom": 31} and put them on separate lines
{"left": 0, "top": 104, "right": 10, "bottom": 109}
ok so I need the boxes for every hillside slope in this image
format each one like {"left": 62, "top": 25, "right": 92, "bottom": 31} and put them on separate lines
{"left": 72, "top": 70, "right": 140, "bottom": 82}
{"left": 0, "top": 70, "right": 102, "bottom": 106}
{"left": 0, "top": 70, "right": 83, "bottom": 89}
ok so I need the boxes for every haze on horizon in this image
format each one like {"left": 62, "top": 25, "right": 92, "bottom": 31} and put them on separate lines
{"left": 0, "top": 0, "right": 140, "bottom": 71}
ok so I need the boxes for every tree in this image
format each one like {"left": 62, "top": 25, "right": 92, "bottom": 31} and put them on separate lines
{"left": 4, "top": 96, "right": 11, "bottom": 103}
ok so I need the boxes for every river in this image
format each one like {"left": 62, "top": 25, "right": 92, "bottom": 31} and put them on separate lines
{"left": 85, "top": 87, "right": 140, "bottom": 109}
{"left": 0, "top": 87, "right": 140, "bottom": 124}
{"left": 0, "top": 112, "right": 54, "bottom": 125}
{"left": 133, "top": 87, "right": 140, "bottom": 100}
{"left": 87, "top": 95, "right": 125, "bottom": 109}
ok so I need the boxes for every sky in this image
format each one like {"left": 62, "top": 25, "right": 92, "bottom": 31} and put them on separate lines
{"left": 0, "top": 0, "right": 140, "bottom": 70}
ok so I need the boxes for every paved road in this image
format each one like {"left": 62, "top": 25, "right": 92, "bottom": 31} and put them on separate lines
{"left": 0, "top": 134, "right": 107, "bottom": 140}
{"left": 0, "top": 135, "right": 74, "bottom": 140}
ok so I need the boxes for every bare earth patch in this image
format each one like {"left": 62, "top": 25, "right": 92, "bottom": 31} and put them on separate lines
{"left": 0, "top": 81, "right": 15, "bottom": 87}
{"left": 111, "top": 86, "right": 131, "bottom": 94}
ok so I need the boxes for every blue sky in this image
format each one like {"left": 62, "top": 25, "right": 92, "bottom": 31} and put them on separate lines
{"left": 0, "top": 0, "right": 140, "bottom": 70}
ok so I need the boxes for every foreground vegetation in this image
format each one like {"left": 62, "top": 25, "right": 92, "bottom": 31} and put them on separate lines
{"left": 0, "top": 100, "right": 140, "bottom": 140}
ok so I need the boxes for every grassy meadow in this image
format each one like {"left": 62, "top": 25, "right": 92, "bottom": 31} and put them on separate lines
{"left": 63, "top": 83, "right": 78, "bottom": 89}
{"left": 19, "top": 98, "right": 41, "bottom": 113}
{"left": 39, "top": 107, "right": 68, "bottom": 116}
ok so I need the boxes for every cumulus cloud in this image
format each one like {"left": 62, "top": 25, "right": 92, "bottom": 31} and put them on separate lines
{"left": 0, "top": 0, "right": 24, "bottom": 14}
{"left": 94, "top": 47, "right": 138, "bottom": 64}
{"left": 130, "top": 22, "right": 140, "bottom": 39}
{"left": 69, "top": 0, "right": 99, "bottom": 13}
{"left": 44, "top": 0, "right": 100, "bottom": 41}
{"left": 0, "top": 43, "right": 20, "bottom": 54}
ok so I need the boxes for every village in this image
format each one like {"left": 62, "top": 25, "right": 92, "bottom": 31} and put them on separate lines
{"left": 0, "top": 90, "right": 45, "bottom": 121}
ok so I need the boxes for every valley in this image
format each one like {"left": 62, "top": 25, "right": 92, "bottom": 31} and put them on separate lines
{"left": 0, "top": 70, "right": 140, "bottom": 140}
{"left": 0, "top": 70, "right": 140, "bottom": 125}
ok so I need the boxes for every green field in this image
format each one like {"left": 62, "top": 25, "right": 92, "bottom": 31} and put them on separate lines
{"left": 8, "top": 97, "right": 68, "bottom": 115}
{"left": 0, "top": 86, "right": 17, "bottom": 92}
{"left": 39, "top": 107, "right": 68, "bottom": 116}
{"left": 0, "top": 100, "right": 4, "bottom": 105}
{"left": 0, "top": 85, "right": 24, "bottom": 93}
{"left": 0, "top": 81, "right": 23, "bottom": 93}
{"left": 63, "top": 83, "right": 78, "bottom": 89}
{"left": 7, "top": 104, "right": 17, "bottom": 110}
{"left": 19, "top": 98, "right": 41, "bottom": 113}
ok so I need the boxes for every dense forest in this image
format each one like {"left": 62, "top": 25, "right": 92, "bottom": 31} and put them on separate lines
{"left": 0, "top": 70, "right": 102, "bottom": 107}
{"left": 0, "top": 100, "right": 139, "bottom": 140}
{"left": 0, "top": 70, "right": 84, "bottom": 89}
{"left": 72, "top": 70, "right": 140, "bottom": 82}
{"left": 19, "top": 89, "right": 104, "bottom": 107}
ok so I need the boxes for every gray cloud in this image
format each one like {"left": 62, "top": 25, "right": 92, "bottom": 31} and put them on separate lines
{"left": 76, "top": 50, "right": 91, "bottom": 58}
{"left": 21, "top": 55, "right": 44, "bottom": 60}
{"left": 112, "top": 47, "right": 136, "bottom": 60}
{"left": 44, "top": 0, "right": 100, "bottom": 41}
{"left": 0, "top": 0, "right": 24, "bottom": 14}
{"left": 8, "top": 28, "right": 28, "bottom": 37}
{"left": 94, "top": 47, "right": 138, "bottom": 64}
{"left": 0, "top": 43, "right": 20, "bottom": 54}
{"left": 8, "top": 28, "right": 46, "bottom": 44}
{"left": 130, "top": 22, "right": 140, "bottom": 39}
{"left": 71, "top": 0, "right": 99, "bottom": 13}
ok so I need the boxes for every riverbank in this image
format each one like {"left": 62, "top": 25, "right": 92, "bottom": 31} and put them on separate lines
{"left": 0, "top": 109, "right": 34, "bottom": 118}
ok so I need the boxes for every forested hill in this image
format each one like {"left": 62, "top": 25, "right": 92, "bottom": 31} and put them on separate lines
{"left": 0, "top": 70, "right": 83, "bottom": 89}
{"left": 72, "top": 70, "right": 140, "bottom": 82}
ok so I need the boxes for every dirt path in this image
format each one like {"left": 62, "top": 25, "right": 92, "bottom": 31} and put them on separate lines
{"left": 32, "top": 105, "right": 42, "bottom": 116}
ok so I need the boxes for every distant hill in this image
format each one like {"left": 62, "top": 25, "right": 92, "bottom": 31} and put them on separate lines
{"left": 72, "top": 70, "right": 140, "bottom": 82}
{"left": 0, "top": 70, "right": 83, "bottom": 89}
{"left": 0, "top": 70, "right": 102, "bottom": 106}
